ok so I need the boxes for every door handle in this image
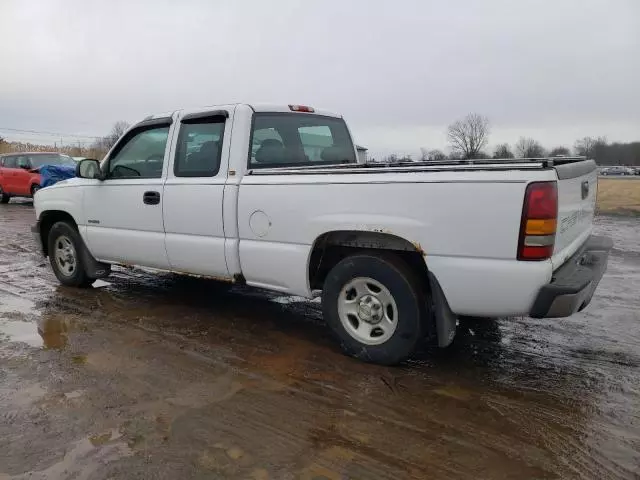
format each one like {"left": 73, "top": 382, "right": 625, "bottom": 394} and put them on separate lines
{"left": 143, "top": 191, "right": 161, "bottom": 205}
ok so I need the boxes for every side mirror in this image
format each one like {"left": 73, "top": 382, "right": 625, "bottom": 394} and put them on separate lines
{"left": 76, "top": 159, "right": 103, "bottom": 180}
{"left": 20, "top": 164, "right": 31, "bottom": 170}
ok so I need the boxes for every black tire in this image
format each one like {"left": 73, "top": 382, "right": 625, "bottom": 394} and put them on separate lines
{"left": 322, "top": 252, "right": 429, "bottom": 365}
{"left": 47, "top": 221, "right": 94, "bottom": 288}
{"left": 0, "top": 185, "right": 9, "bottom": 204}
{"left": 31, "top": 184, "right": 40, "bottom": 196}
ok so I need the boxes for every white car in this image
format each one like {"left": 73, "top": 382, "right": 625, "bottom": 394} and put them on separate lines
{"left": 31, "top": 104, "right": 612, "bottom": 364}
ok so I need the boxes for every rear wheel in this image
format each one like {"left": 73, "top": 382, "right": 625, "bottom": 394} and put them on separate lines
{"left": 47, "top": 221, "right": 94, "bottom": 288}
{"left": 322, "top": 252, "right": 429, "bottom": 365}
{"left": 0, "top": 185, "right": 9, "bottom": 204}
{"left": 31, "top": 184, "right": 40, "bottom": 196}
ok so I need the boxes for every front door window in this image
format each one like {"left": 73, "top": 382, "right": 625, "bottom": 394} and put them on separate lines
{"left": 107, "top": 126, "right": 170, "bottom": 179}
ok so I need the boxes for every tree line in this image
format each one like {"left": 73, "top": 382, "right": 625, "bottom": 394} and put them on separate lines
{"left": 378, "top": 113, "right": 640, "bottom": 166}
{"left": 0, "top": 121, "right": 130, "bottom": 159}
{"left": 3, "top": 116, "right": 639, "bottom": 166}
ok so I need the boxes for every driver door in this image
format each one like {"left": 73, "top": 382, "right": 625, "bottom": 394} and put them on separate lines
{"left": 83, "top": 117, "right": 175, "bottom": 269}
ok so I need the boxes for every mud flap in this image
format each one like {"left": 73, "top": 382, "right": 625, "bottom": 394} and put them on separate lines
{"left": 428, "top": 272, "right": 457, "bottom": 348}
{"left": 78, "top": 239, "right": 111, "bottom": 279}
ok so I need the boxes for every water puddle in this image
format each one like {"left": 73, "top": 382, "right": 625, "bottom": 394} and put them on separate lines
{"left": 1, "top": 310, "right": 77, "bottom": 350}
{"left": 0, "top": 295, "right": 36, "bottom": 316}
{"left": 0, "top": 320, "right": 42, "bottom": 347}
{"left": 37, "top": 315, "right": 75, "bottom": 349}
{"left": 0, "top": 295, "right": 42, "bottom": 348}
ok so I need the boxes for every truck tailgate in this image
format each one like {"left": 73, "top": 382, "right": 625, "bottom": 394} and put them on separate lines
{"left": 552, "top": 159, "right": 598, "bottom": 269}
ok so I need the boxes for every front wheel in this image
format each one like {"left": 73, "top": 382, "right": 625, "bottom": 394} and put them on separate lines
{"left": 47, "top": 221, "right": 94, "bottom": 287}
{"left": 322, "top": 253, "right": 429, "bottom": 365}
{"left": 31, "top": 184, "right": 41, "bottom": 196}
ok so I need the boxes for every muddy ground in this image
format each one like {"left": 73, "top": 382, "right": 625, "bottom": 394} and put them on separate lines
{"left": 0, "top": 202, "right": 638, "bottom": 480}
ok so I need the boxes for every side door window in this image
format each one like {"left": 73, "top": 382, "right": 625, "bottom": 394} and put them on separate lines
{"left": 17, "top": 156, "right": 31, "bottom": 169}
{"left": 106, "top": 126, "right": 170, "bottom": 179}
{"left": 174, "top": 118, "right": 225, "bottom": 177}
{"left": 4, "top": 156, "right": 17, "bottom": 169}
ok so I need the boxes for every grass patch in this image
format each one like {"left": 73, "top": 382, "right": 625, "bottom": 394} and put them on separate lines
{"left": 597, "top": 178, "right": 640, "bottom": 215}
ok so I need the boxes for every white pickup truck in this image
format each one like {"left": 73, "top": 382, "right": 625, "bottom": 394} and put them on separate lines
{"left": 32, "top": 103, "right": 612, "bottom": 364}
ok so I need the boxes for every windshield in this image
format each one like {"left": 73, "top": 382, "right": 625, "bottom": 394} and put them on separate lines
{"left": 30, "top": 154, "right": 76, "bottom": 168}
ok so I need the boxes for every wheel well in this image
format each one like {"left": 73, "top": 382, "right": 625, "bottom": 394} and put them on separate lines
{"left": 308, "top": 231, "right": 429, "bottom": 291}
{"left": 39, "top": 211, "right": 78, "bottom": 257}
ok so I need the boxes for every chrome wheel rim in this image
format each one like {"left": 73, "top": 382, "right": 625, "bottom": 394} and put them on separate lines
{"left": 337, "top": 277, "right": 398, "bottom": 345}
{"left": 54, "top": 236, "right": 77, "bottom": 277}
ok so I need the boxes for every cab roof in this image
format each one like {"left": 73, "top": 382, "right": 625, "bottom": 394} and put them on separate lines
{"left": 144, "top": 104, "right": 342, "bottom": 122}
{"left": 249, "top": 104, "right": 342, "bottom": 118}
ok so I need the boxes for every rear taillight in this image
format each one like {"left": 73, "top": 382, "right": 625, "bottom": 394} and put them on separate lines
{"left": 518, "top": 181, "right": 558, "bottom": 261}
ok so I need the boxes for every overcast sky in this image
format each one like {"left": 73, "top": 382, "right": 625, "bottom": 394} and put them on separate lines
{"left": 1, "top": 0, "right": 638, "bottom": 158}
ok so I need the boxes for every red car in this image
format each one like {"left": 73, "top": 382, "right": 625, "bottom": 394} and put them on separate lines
{"left": 0, "top": 152, "right": 76, "bottom": 203}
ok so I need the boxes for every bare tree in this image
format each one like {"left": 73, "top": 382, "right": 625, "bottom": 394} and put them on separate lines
{"left": 102, "top": 121, "right": 131, "bottom": 150}
{"left": 549, "top": 146, "right": 570, "bottom": 157}
{"left": 419, "top": 148, "right": 447, "bottom": 161}
{"left": 447, "top": 113, "right": 490, "bottom": 159}
{"left": 493, "top": 143, "right": 514, "bottom": 159}
{"left": 428, "top": 149, "right": 447, "bottom": 161}
{"left": 574, "top": 136, "right": 607, "bottom": 159}
{"left": 515, "top": 137, "right": 546, "bottom": 158}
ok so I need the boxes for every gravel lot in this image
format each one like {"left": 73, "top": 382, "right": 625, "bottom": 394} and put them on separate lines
{"left": 1, "top": 201, "right": 639, "bottom": 479}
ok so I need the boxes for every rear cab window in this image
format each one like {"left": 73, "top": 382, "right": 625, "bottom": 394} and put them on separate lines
{"left": 249, "top": 113, "right": 356, "bottom": 168}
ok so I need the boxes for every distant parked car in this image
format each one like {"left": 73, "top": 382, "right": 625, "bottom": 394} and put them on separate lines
{"left": 0, "top": 152, "right": 75, "bottom": 203}
{"left": 601, "top": 166, "right": 634, "bottom": 176}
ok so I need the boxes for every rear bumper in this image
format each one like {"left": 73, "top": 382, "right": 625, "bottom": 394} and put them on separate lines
{"left": 529, "top": 235, "right": 613, "bottom": 318}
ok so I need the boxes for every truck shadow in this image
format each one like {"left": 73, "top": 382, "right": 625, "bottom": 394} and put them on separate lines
{"left": 37, "top": 269, "right": 583, "bottom": 388}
